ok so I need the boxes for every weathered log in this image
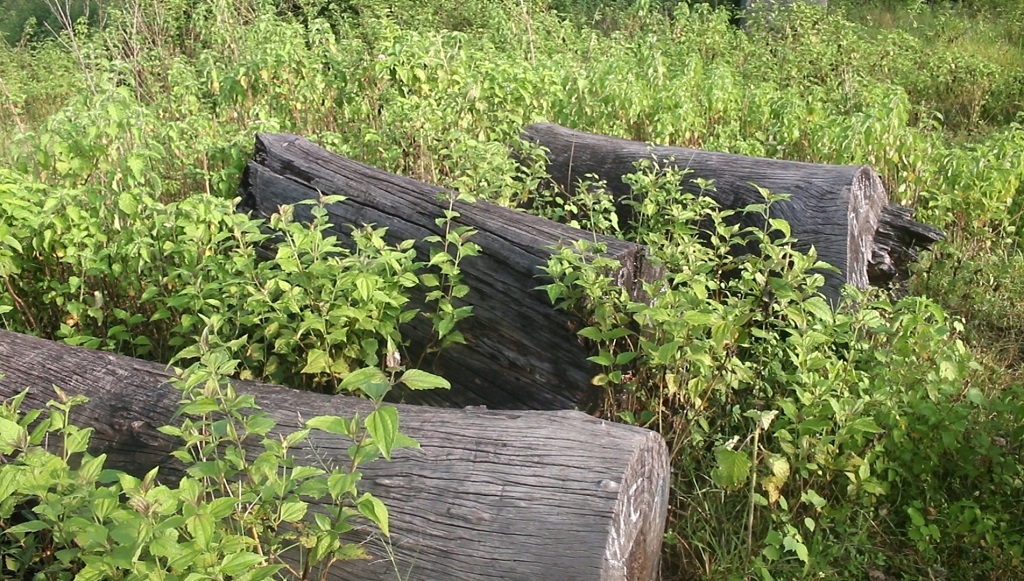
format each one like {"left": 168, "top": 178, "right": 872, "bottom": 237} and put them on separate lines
{"left": 520, "top": 122, "right": 942, "bottom": 302}
{"left": 238, "top": 133, "right": 661, "bottom": 411}
{"left": 868, "top": 205, "right": 945, "bottom": 287}
{"left": 0, "top": 329, "right": 670, "bottom": 581}
{"left": 736, "top": 0, "right": 828, "bottom": 30}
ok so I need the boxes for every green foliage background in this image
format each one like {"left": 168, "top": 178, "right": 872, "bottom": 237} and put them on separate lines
{"left": 1, "top": 0, "right": 1023, "bottom": 578}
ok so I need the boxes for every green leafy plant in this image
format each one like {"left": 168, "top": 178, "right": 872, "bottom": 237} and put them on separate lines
{"left": 0, "top": 323, "right": 448, "bottom": 579}
{"left": 541, "top": 160, "right": 1023, "bottom": 579}
{"left": 4, "top": 0, "right": 1024, "bottom": 578}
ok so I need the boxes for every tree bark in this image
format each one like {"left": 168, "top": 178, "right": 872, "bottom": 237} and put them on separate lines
{"left": 869, "top": 205, "right": 944, "bottom": 287}
{"left": 520, "top": 122, "right": 942, "bottom": 303}
{"left": 0, "top": 329, "right": 670, "bottom": 581}
{"left": 238, "top": 133, "right": 662, "bottom": 411}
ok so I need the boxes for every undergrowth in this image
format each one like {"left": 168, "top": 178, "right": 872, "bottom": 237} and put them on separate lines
{"left": 1, "top": 0, "right": 1023, "bottom": 578}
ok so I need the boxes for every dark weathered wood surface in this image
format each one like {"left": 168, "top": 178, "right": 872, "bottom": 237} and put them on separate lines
{"left": 520, "top": 122, "right": 887, "bottom": 305}
{"left": 869, "top": 205, "right": 945, "bottom": 287}
{"left": 0, "top": 329, "right": 670, "bottom": 581}
{"left": 238, "top": 133, "right": 662, "bottom": 411}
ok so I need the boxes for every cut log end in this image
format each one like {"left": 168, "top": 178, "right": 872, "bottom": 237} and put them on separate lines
{"left": 868, "top": 204, "right": 946, "bottom": 288}
{"left": 846, "top": 166, "right": 888, "bottom": 290}
{"left": 605, "top": 428, "right": 671, "bottom": 580}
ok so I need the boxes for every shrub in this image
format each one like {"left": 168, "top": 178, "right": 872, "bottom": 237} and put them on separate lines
{"left": 540, "top": 161, "right": 1024, "bottom": 578}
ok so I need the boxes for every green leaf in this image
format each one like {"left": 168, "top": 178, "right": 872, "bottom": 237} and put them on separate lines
{"left": 656, "top": 340, "right": 681, "bottom": 364}
{"left": 64, "top": 425, "right": 92, "bottom": 454}
{"left": 221, "top": 552, "right": 265, "bottom": 576}
{"left": 186, "top": 513, "right": 214, "bottom": 549}
{"left": 279, "top": 500, "right": 308, "bottom": 523}
{"left": 399, "top": 369, "right": 451, "bottom": 391}
{"left": 356, "top": 493, "right": 390, "bottom": 537}
{"left": 848, "top": 417, "right": 883, "bottom": 434}
{"left": 436, "top": 316, "right": 455, "bottom": 338}
{"left": 355, "top": 276, "right": 374, "bottom": 302}
{"left": 802, "top": 489, "right": 827, "bottom": 509}
{"left": 712, "top": 447, "right": 751, "bottom": 490}
{"left": 683, "top": 311, "right": 713, "bottom": 326}
{"left": 126, "top": 155, "right": 146, "bottom": 183}
{"left": 246, "top": 565, "right": 288, "bottom": 581}
{"left": 7, "top": 519, "right": 49, "bottom": 534}
{"left": 301, "top": 349, "right": 332, "bottom": 374}
{"left": 117, "top": 192, "right": 139, "bottom": 215}
{"left": 908, "top": 506, "right": 926, "bottom": 527}
{"left": 365, "top": 406, "right": 399, "bottom": 460}
{"left": 939, "top": 359, "right": 958, "bottom": 380}
{"left": 206, "top": 497, "right": 239, "bottom": 519}
{"left": 77, "top": 454, "right": 106, "bottom": 484}
{"left": 0, "top": 470, "right": 17, "bottom": 504}
{"left": 0, "top": 416, "right": 27, "bottom": 453}
{"left": 966, "top": 387, "right": 987, "bottom": 405}
{"left": 340, "top": 367, "right": 390, "bottom": 399}
{"left": 803, "top": 296, "right": 833, "bottom": 321}
{"left": 761, "top": 455, "right": 790, "bottom": 505}
{"left": 783, "top": 535, "right": 809, "bottom": 563}
{"left": 393, "top": 432, "right": 420, "bottom": 451}
{"left": 306, "top": 416, "right": 351, "bottom": 436}
{"left": 310, "top": 531, "right": 339, "bottom": 563}
{"left": 327, "top": 472, "right": 358, "bottom": 499}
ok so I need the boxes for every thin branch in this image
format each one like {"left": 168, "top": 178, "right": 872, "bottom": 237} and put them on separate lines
{"left": 3, "top": 275, "right": 38, "bottom": 332}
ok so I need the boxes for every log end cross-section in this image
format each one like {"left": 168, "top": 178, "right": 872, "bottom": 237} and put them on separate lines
{"left": 846, "top": 166, "right": 888, "bottom": 290}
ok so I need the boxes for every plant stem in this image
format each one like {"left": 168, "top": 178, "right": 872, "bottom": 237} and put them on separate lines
{"left": 746, "top": 425, "right": 760, "bottom": 567}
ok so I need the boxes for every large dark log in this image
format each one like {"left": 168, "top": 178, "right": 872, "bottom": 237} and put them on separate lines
{"left": 238, "top": 133, "right": 661, "bottom": 411}
{"left": 520, "top": 122, "right": 942, "bottom": 303}
{"left": 0, "top": 329, "right": 670, "bottom": 581}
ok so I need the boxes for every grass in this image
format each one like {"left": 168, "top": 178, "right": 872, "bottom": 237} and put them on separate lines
{"left": 1, "top": 0, "right": 1023, "bottom": 578}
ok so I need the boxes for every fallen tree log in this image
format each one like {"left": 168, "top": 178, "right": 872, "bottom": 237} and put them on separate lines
{"left": 519, "top": 122, "right": 943, "bottom": 303}
{"left": 238, "top": 133, "right": 662, "bottom": 411}
{"left": 869, "top": 204, "right": 945, "bottom": 286}
{"left": 0, "top": 329, "right": 670, "bottom": 581}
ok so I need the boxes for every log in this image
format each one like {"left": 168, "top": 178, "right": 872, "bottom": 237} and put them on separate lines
{"left": 238, "top": 133, "right": 662, "bottom": 411}
{"left": 520, "top": 122, "right": 942, "bottom": 303}
{"left": 0, "top": 329, "right": 670, "bottom": 581}
{"left": 736, "top": 0, "right": 828, "bottom": 31}
{"left": 868, "top": 205, "right": 945, "bottom": 287}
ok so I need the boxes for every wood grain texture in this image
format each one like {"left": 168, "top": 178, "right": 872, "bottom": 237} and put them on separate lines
{"left": 238, "top": 133, "right": 662, "bottom": 411}
{"left": 520, "top": 122, "right": 892, "bottom": 305}
{"left": 869, "top": 205, "right": 945, "bottom": 287}
{"left": 0, "top": 329, "right": 670, "bottom": 581}
{"left": 520, "top": 123, "right": 944, "bottom": 294}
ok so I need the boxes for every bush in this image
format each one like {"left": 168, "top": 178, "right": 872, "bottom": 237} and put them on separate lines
{"left": 0, "top": 343, "right": 437, "bottom": 579}
{"left": 540, "top": 161, "right": 1024, "bottom": 578}
{"left": 3, "top": 0, "right": 1024, "bottom": 578}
